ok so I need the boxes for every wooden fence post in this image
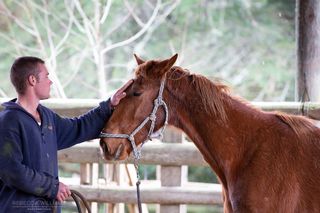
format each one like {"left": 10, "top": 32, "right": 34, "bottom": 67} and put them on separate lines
{"left": 91, "top": 163, "right": 99, "bottom": 212}
{"left": 103, "top": 164, "right": 126, "bottom": 213}
{"left": 80, "top": 163, "right": 91, "bottom": 212}
{"left": 296, "top": 0, "right": 320, "bottom": 102}
{"left": 157, "top": 128, "right": 187, "bottom": 213}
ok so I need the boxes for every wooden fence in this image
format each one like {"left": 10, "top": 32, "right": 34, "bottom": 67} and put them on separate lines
{"left": 1, "top": 98, "right": 320, "bottom": 213}
{"left": 58, "top": 141, "right": 223, "bottom": 207}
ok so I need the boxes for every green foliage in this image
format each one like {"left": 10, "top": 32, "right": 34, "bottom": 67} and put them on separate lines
{"left": 138, "top": 164, "right": 157, "bottom": 180}
{"left": 188, "top": 166, "right": 219, "bottom": 183}
{"left": 138, "top": 165, "right": 219, "bottom": 183}
{"left": 187, "top": 205, "right": 224, "bottom": 213}
{"left": 0, "top": 0, "right": 295, "bottom": 100}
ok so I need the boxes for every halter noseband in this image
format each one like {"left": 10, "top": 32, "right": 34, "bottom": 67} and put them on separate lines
{"left": 99, "top": 79, "right": 169, "bottom": 161}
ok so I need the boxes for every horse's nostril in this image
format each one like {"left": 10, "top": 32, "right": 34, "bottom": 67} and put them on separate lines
{"left": 100, "top": 140, "right": 110, "bottom": 154}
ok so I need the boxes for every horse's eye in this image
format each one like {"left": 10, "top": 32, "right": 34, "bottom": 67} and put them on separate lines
{"left": 133, "top": 92, "right": 142, "bottom": 97}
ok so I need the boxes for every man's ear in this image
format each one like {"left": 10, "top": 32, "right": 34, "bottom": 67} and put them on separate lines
{"left": 134, "top": 54, "right": 145, "bottom": 65}
{"left": 28, "top": 75, "right": 37, "bottom": 86}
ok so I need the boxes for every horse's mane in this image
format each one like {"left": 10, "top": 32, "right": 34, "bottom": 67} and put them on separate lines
{"left": 166, "top": 66, "right": 319, "bottom": 137}
{"left": 167, "top": 66, "right": 230, "bottom": 122}
{"left": 137, "top": 63, "right": 318, "bottom": 137}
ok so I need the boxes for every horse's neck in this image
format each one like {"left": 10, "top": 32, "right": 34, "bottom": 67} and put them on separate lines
{"left": 166, "top": 86, "right": 265, "bottom": 187}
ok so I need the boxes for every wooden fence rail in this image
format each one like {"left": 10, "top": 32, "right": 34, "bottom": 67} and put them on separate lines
{"left": 59, "top": 142, "right": 218, "bottom": 206}
{"left": 42, "top": 100, "right": 320, "bottom": 120}
{"left": 67, "top": 184, "right": 222, "bottom": 205}
{"left": 58, "top": 141, "right": 208, "bottom": 166}
{"left": 1, "top": 98, "right": 320, "bottom": 119}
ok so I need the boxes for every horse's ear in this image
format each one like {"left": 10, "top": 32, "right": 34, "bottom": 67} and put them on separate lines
{"left": 167, "top": 53, "right": 178, "bottom": 68}
{"left": 134, "top": 54, "right": 145, "bottom": 65}
{"left": 158, "top": 53, "right": 178, "bottom": 75}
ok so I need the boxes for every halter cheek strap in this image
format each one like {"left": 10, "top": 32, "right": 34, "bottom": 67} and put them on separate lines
{"left": 99, "top": 79, "right": 169, "bottom": 161}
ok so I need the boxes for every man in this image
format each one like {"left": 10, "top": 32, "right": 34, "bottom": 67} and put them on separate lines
{"left": 0, "top": 56, "right": 132, "bottom": 212}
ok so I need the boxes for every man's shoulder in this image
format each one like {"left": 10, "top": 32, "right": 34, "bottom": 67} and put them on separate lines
{"left": 0, "top": 99, "right": 27, "bottom": 120}
{"left": 0, "top": 110, "right": 22, "bottom": 131}
{"left": 38, "top": 104, "right": 58, "bottom": 117}
{"left": 0, "top": 109, "right": 20, "bottom": 120}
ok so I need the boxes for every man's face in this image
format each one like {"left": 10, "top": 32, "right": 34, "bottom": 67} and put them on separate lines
{"left": 34, "top": 63, "right": 52, "bottom": 100}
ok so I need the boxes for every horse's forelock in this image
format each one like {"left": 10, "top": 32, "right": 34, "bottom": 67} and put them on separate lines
{"left": 135, "top": 60, "right": 158, "bottom": 78}
{"left": 136, "top": 60, "right": 174, "bottom": 81}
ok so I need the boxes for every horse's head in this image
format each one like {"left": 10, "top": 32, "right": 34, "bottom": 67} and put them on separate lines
{"left": 100, "top": 54, "right": 178, "bottom": 160}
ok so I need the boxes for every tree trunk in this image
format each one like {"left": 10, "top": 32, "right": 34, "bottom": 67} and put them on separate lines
{"left": 296, "top": 0, "right": 320, "bottom": 102}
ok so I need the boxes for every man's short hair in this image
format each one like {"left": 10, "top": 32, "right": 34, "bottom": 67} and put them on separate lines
{"left": 10, "top": 56, "right": 45, "bottom": 94}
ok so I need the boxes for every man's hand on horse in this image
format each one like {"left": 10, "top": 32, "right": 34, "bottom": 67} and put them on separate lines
{"left": 110, "top": 79, "right": 133, "bottom": 107}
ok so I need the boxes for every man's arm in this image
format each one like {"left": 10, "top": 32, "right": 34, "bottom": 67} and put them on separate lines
{"left": 55, "top": 80, "right": 133, "bottom": 150}
{"left": 0, "top": 130, "right": 59, "bottom": 199}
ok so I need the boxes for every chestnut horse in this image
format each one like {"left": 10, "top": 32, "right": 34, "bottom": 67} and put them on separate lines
{"left": 100, "top": 54, "right": 320, "bottom": 212}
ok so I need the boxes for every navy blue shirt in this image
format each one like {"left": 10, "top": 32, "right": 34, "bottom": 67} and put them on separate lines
{"left": 0, "top": 99, "right": 112, "bottom": 212}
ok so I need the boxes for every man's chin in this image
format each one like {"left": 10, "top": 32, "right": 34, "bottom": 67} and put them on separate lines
{"left": 40, "top": 95, "right": 50, "bottom": 100}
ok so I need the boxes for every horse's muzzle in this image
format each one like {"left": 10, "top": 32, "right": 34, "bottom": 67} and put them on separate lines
{"left": 100, "top": 139, "right": 124, "bottom": 161}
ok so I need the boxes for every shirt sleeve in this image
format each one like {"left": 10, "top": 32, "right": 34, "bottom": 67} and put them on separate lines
{"left": 0, "top": 130, "right": 59, "bottom": 199}
{"left": 54, "top": 99, "right": 113, "bottom": 150}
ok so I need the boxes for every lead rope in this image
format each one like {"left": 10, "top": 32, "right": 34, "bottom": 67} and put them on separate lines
{"left": 134, "top": 161, "right": 142, "bottom": 213}
{"left": 52, "top": 189, "right": 91, "bottom": 213}
{"left": 99, "top": 78, "right": 169, "bottom": 213}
